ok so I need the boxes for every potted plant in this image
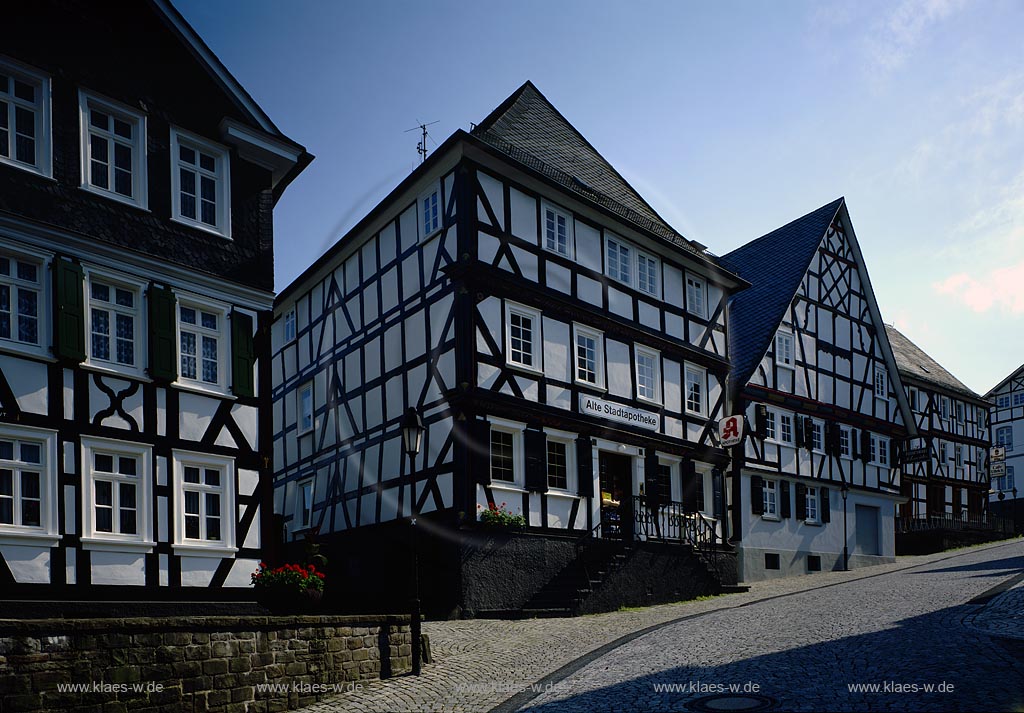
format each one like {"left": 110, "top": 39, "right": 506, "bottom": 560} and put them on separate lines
{"left": 252, "top": 562, "right": 326, "bottom": 614}
{"left": 477, "top": 501, "right": 527, "bottom": 529}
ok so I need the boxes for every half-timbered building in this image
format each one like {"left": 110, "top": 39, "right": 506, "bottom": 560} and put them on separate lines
{"left": 0, "top": 1, "right": 310, "bottom": 609}
{"left": 987, "top": 365, "right": 1024, "bottom": 531}
{"left": 272, "top": 82, "right": 747, "bottom": 615}
{"left": 721, "top": 198, "right": 915, "bottom": 581}
{"left": 885, "top": 326, "right": 989, "bottom": 522}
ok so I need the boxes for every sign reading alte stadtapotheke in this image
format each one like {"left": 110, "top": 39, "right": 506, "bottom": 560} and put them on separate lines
{"left": 579, "top": 395, "right": 659, "bottom": 430}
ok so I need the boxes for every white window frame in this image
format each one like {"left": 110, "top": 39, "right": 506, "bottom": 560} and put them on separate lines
{"left": 169, "top": 127, "right": 231, "bottom": 238}
{"left": 296, "top": 478, "right": 314, "bottom": 531}
{"left": 171, "top": 449, "right": 236, "bottom": 556}
{"left": 0, "top": 57, "right": 52, "bottom": 178}
{"left": 80, "top": 436, "right": 153, "bottom": 552}
{"left": 779, "top": 412, "right": 794, "bottom": 445}
{"left": 938, "top": 442, "right": 948, "bottom": 464}
{"left": 504, "top": 301, "right": 542, "bottom": 373}
{"left": 871, "top": 436, "right": 890, "bottom": 467}
{"left": 83, "top": 266, "right": 146, "bottom": 378}
{"left": 685, "top": 272, "right": 707, "bottom": 318}
{"left": 283, "top": 308, "right": 297, "bottom": 344}
{"left": 908, "top": 387, "right": 918, "bottom": 412}
{"left": 775, "top": 330, "right": 795, "bottom": 368}
{"left": 0, "top": 245, "right": 48, "bottom": 358}
{"left": 605, "top": 234, "right": 632, "bottom": 286}
{"left": 941, "top": 396, "right": 950, "bottom": 420}
{"left": 636, "top": 249, "right": 660, "bottom": 298}
{"left": 684, "top": 364, "right": 706, "bottom": 416}
{"left": 811, "top": 420, "right": 824, "bottom": 453}
{"left": 635, "top": 346, "right": 662, "bottom": 404}
{"left": 764, "top": 410, "right": 777, "bottom": 441}
{"left": 997, "top": 394, "right": 1010, "bottom": 409}
{"left": 839, "top": 426, "right": 852, "bottom": 459}
{"left": 762, "top": 479, "right": 778, "bottom": 518}
{"left": 541, "top": 201, "right": 573, "bottom": 258}
{"left": 0, "top": 424, "right": 58, "bottom": 546}
{"left": 175, "top": 293, "right": 229, "bottom": 395}
{"left": 78, "top": 90, "right": 147, "bottom": 209}
{"left": 956, "top": 401, "right": 964, "bottom": 424}
{"left": 489, "top": 418, "right": 525, "bottom": 488}
{"left": 996, "top": 426, "right": 1013, "bottom": 451}
{"left": 955, "top": 444, "right": 964, "bottom": 468}
{"left": 419, "top": 182, "right": 441, "bottom": 241}
{"left": 805, "top": 486, "right": 819, "bottom": 523}
{"left": 572, "top": 323, "right": 604, "bottom": 388}
{"left": 874, "top": 366, "right": 887, "bottom": 399}
{"left": 297, "top": 381, "right": 314, "bottom": 436}
{"left": 1014, "top": 393, "right": 1024, "bottom": 406}
{"left": 544, "top": 428, "right": 577, "bottom": 493}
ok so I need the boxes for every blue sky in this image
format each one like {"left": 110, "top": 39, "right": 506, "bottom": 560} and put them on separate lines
{"left": 177, "top": 0, "right": 1024, "bottom": 395}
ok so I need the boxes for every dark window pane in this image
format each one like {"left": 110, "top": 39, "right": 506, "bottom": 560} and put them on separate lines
{"left": 200, "top": 176, "right": 216, "bottom": 201}
{"left": 184, "top": 466, "right": 200, "bottom": 484}
{"left": 201, "top": 312, "right": 217, "bottom": 330}
{"left": 14, "top": 106, "right": 34, "bottom": 137}
{"left": 21, "top": 471, "right": 39, "bottom": 498}
{"left": 204, "top": 469, "right": 220, "bottom": 487}
{"left": 112, "top": 118, "right": 131, "bottom": 139}
{"left": 15, "top": 134, "right": 34, "bottom": 164}
{"left": 19, "top": 443, "right": 40, "bottom": 464}
{"left": 206, "top": 516, "right": 220, "bottom": 541}
{"left": 114, "top": 288, "right": 133, "bottom": 308}
{"left": 181, "top": 193, "right": 196, "bottom": 220}
{"left": 0, "top": 499, "right": 11, "bottom": 524}
{"left": 95, "top": 453, "right": 114, "bottom": 472}
{"left": 95, "top": 480, "right": 112, "bottom": 506}
{"left": 90, "top": 134, "right": 107, "bottom": 160}
{"left": 0, "top": 469, "right": 11, "bottom": 493}
{"left": 22, "top": 498, "right": 40, "bottom": 527}
{"left": 15, "top": 263, "right": 34, "bottom": 284}
{"left": 0, "top": 257, "right": 8, "bottom": 276}
{"left": 0, "top": 75, "right": 7, "bottom": 94}
{"left": 119, "top": 456, "right": 136, "bottom": 476}
{"left": 119, "top": 484, "right": 136, "bottom": 509}
{"left": 201, "top": 199, "right": 216, "bottom": 226}
{"left": 0, "top": 313, "right": 8, "bottom": 340}
{"left": 90, "top": 160, "right": 108, "bottom": 189}
{"left": 13, "top": 80, "right": 34, "bottom": 102}
{"left": 119, "top": 508, "right": 136, "bottom": 535}
{"left": 185, "top": 514, "right": 200, "bottom": 539}
{"left": 113, "top": 142, "right": 131, "bottom": 170}
{"left": 179, "top": 145, "right": 195, "bottom": 164}
{"left": 91, "top": 282, "right": 110, "bottom": 302}
{"left": 205, "top": 492, "right": 220, "bottom": 517}
{"left": 90, "top": 109, "right": 108, "bottom": 130}
{"left": 0, "top": 442, "right": 12, "bottom": 460}
{"left": 114, "top": 167, "right": 131, "bottom": 197}
{"left": 180, "top": 306, "right": 196, "bottom": 324}
{"left": 199, "top": 153, "right": 215, "bottom": 172}
{"left": 96, "top": 506, "right": 112, "bottom": 532}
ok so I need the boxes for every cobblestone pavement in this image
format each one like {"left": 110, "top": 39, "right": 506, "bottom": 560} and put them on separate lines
{"left": 521, "top": 538, "right": 1024, "bottom": 713}
{"left": 301, "top": 538, "right": 1024, "bottom": 713}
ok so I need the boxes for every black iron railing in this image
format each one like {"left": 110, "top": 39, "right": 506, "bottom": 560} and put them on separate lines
{"left": 632, "top": 496, "right": 723, "bottom": 582}
{"left": 896, "top": 513, "right": 1015, "bottom": 535}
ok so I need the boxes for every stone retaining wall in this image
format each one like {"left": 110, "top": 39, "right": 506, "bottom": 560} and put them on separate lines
{"left": 0, "top": 614, "right": 411, "bottom": 712}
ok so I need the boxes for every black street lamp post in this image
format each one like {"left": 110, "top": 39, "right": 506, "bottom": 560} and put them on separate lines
{"left": 841, "top": 482, "right": 850, "bottom": 572}
{"left": 401, "top": 408, "right": 425, "bottom": 675}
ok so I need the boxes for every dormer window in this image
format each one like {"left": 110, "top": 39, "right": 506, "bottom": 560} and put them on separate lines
{"left": 419, "top": 183, "right": 441, "bottom": 240}
{"left": 79, "top": 91, "right": 147, "bottom": 208}
{"left": 170, "top": 128, "right": 231, "bottom": 238}
{"left": 775, "top": 330, "right": 794, "bottom": 368}
{"left": 0, "top": 57, "right": 51, "bottom": 178}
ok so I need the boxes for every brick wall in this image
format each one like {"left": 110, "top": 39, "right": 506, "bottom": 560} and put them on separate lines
{"left": 0, "top": 614, "right": 411, "bottom": 712}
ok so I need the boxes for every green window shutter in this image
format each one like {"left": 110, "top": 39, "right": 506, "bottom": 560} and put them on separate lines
{"left": 471, "top": 419, "right": 492, "bottom": 485}
{"left": 53, "top": 258, "right": 85, "bottom": 362}
{"left": 820, "top": 487, "right": 831, "bottom": 523}
{"left": 796, "top": 483, "right": 807, "bottom": 520}
{"left": 147, "top": 284, "right": 177, "bottom": 382}
{"left": 523, "top": 427, "right": 547, "bottom": 493}
{"left": 576, "top": 436, "right": 594, "bottom": 498}
{"left": 231, "top": 310, "right": 255, "bottom": 398}
{"left": 750, "top": 475, "right": 764, "bottom": 515}
{"left": 780, "top": 479, "right": 792, "bottom": 518}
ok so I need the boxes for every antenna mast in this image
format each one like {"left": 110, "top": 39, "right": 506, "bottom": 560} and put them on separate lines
{"left": 405, "top": 120, "right": 439, "bottom": 163}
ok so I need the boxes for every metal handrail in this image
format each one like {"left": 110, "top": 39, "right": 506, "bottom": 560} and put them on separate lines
{"left": 632, "top": 496, "right": 723, "bottom": 583}
{"left": 896, "top": 513, "right": 1015, "bottom": 535}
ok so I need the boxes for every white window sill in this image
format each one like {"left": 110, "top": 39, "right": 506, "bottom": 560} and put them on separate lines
{"left": 173, "top": 543, "right": 238, "bottom": 558}
{"left": 489, "top": 482, "right": 526, "bottom": 494}
{"left": 574, "top": 381, "right": 607, "bottom": 392}
{"left": 637, "top": 396, "right": 662, "bottom": 407}
{"left": 542, "top": 245, "right": 572, "bottom": 260}
{"left": 419, "top": 227, "right": 442, "bottom": 245}
{"left": 171, "top": 215, "right": 231, "bottom": 241}
{"left": 0, "top": 340, "right": 54, "bottom": 362}
{"left": 803, "top": 519, "right": 821, "bottom": 527}
{"left": 81, "top": 537, "right": 156, "bottom": 553}
{"left": 0, "top": 531, "right": 60, "bottom": 547}
{"left": 776, "top": 363, "right": 795, "bottom": 370}
{"left": 546, "top": 489, "right": 578, "bottom": 499}
{"left": 506, "top": 361, "right": 544, "bottom": 377}
{"left": 174, "top": 380, "right": 235, "bottom": 400}
{"left": 760, "top": 514, "right": 780, "bottom": 522}
{"left": 79, "top": 183, "right": 149, "bottom": 211}
{"left": 83, "top": 361, "right": 150, "bottom": 383}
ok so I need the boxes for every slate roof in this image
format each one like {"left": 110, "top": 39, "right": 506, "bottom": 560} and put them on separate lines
{"left": 885, "top": 325, "right": 984, "bottom": 402}
{"left": 720, "top": 197, "right": 845, "bottom": 395}
{"left": 471, "top": 81, "right": 705, "bottom": 258}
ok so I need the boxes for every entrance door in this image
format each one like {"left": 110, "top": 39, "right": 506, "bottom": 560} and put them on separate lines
{"left": 599, "top": 452, "right": 633, "bottom": 538}
{"left": 854, "top": 504, "right": 880, "bottom": 556}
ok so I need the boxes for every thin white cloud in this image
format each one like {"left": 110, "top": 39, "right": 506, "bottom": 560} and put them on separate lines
{"left": 865, "top": 0, "right": 967, "bottom": 75}
{"left": 933, "top": 261, "right": 1024, "bottom": 314}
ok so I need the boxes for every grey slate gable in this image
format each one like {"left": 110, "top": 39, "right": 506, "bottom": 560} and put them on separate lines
{"left": 885, "top": 325, "right": 984, "bottom": 403}
{"left": 472, "top": 81, "right": 705, "bottom": 258}
{"left": 720, "top": 197, "right": 845, "bottom": 395}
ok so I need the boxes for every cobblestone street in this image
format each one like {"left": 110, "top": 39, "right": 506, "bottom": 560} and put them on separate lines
{"left": 304, "top": 538, "right": 1024, "bottom": 713}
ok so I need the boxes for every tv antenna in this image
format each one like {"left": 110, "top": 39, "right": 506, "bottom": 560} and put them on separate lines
{"left": 405, "top": 120, "right": 439, "bottom": 163}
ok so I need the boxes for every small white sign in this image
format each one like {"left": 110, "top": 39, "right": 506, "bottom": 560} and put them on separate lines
{"left": 719, "top": 415, "right": 744, "bottom": 447}
{"left": 578, "top": 395, "right": 659, "bottom": 431}
{"left": 990, "top": 462, "right": 1006, "bottom": 477}
{"left": 991, "top": 445, "right": 1006, "bottom": 462}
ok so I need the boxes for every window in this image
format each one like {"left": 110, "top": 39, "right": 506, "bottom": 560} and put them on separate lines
{"left": 172, "top": 450, "right": 235, "bottom": 555}
{"left": 762, "top": 479, "right": 777, "bottom": 517}
{"left": 81, "top": 438, "right": 152, "bottom": 550}
{"left": 956, "top": 402, "right": 965, "bottom": 423}
{"left": 874, "top": 366, "right": 887, "bottom": 398}
{"left": 909, "top": 387, "right": 919, "bottom": 412}
{"left": 839, "top": 427, "right": 852, "bottom": 458}
{"left": 1015, "top": 393, "right": 1024, "bottom": 406}
{"left": 543, "top": 203, "right": 572, "bottom": 257}
{"left": 420, "top": 184, "right": 440, "bottom": 239}
{"left": 635, "top": 347, "right": 661, "bottom": 403}
{"left": 606, "top": 237, "right": 631, "bottom": 285}
{"left": 685, "top": 365, "right": 705, "bottom": 415}
{"left": 297, "top": 382, "right": 314, "bottom": 435}
{"left": 0, "top": 425, "right": 57, "bottom": 544}
{"left": 178, "top": 299, "right": 225, "bottom": 389}
{"left": 637, "top": 251, "right": 659, "bottom": 296}
{"left": 573, "top": 325, "right": 603, "bottom": 387}
{"left": 941, "top": 396, "right": 950, "bottom": 420}
{"left": 764, "top": 411, "right": 777, "bottom": 441}
{"left": 775, "top": 331, "right": 794, "bottom": 368}
{"left": 811, "top": 421, "right": 823, "bottom": 452}
{"left": 284, "top": 309, "right": 297, "bottom": 343}
{"left": 780, "top": 413, "right": 793, "bottom": 444}
{"left": 978, "top": 410, "right": 986, "bottom": 429}
{"left": 0, "top": 58, "right": 50, "bottom": 176}
{"left": 86, "top": 274, "right": 141, "bottom": 372}
{"left": 170, "top": 128, "right": 230, "bottom": 237}
{"left": 0, "top": 252, "right": 42, "bottom": 348}
{"left": 955, "top": 445, "right": 964, "bottom": 468}
{"left": 871, "top": 436, "right": 889, "bottom": 466}
{"left": 1007, "top": 466, "right": 1016, "bottom": 491}
{"left": 79, "top": 91, "right": 146, "bottom": 207}
{"left": 506, "top": 303, "right": 541, "bottom": 371}
{"left": 686, "top": 274, "right": 706, "bottom": 317}
{"left": 998, "top": 394, "right": 1011, "bottom": 408}
{"left": 765, "top": 552, "right": 780, "bottom": 570}
{"left": 996, "top": 426, "right": 1013, "bottom": 451}
{"left": 546, "top": 439, "right": 568, "bottom": 490}
{"left": 490, "top": 428, "right": 516, "bottom": 483}
{"left": 806, "top": 486, "right": 819, "bottom": 523}
{"left": 939, "top": 442, "right": 947, "bottom": 463}
{"left": 297, "top": 479, "right": 314, "bottom": 530}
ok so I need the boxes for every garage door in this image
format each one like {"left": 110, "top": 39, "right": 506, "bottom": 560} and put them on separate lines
{"left": 855, "top": 504, "right": 880, "bottom": 556}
